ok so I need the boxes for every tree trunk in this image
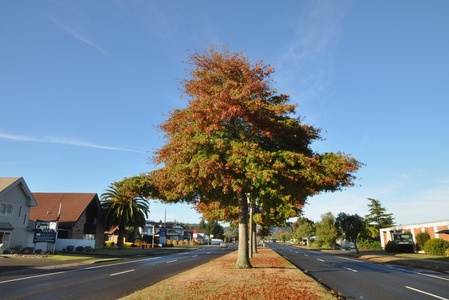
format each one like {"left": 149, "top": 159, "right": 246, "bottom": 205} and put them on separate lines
{"left": 354, "top": 240, "right": 360, "bottom": 254}
{"left": 117, "top": 226, "right": 125, "bottom": 249}
{"left": 235, "top": 192, "right": 252, "bottom": 269}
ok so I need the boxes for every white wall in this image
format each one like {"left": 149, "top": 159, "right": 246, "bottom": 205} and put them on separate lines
{"left": 34, "top": 239, "right": 95, "bottom": 252}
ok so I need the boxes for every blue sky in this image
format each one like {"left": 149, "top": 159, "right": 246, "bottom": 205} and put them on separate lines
{"left": 1, "top": 1, "right": 448, "bottom": 226}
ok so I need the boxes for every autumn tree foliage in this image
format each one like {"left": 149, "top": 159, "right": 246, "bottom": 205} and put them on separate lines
{"left": 151, "top": 45, "right": 361, "bottom": 268}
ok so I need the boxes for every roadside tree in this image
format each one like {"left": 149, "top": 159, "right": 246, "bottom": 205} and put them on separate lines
{"left": 316, "top": 212, "right": 338, "bottom": 248}
{"left": 151, "top": 45, "right": 362, "bottom": 268}
{"left": 224, "top": 226, "right": 238, "bottom": 242}
{"left": 365, "top": 198, "right": 394, "bottom": 240}
{"left": 293, "top": 218, "right": 315, "bottom": 246}
{"left": 335, "top": 212, "right": 366, "bottom": 253}
{"left": 101, "top": 183, "right": 150, "bottom": 249}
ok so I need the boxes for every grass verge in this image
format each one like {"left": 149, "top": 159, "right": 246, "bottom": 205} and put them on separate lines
{"left": 122, "top": 248, "right": 335, "bottom": 300}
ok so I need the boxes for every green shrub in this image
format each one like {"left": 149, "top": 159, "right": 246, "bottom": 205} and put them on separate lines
{"left": 104, "top": 241, "right": 114, "bottom": 247}
{"left": 84, "top": 246, "right": 93, "bottom": 252}
{"left": 66, "top": 245, "right": 75, "bottom": 252}
{"left": 311, "top": 240, "right": 325, "bottom": 248}
{"left": 369, "top": 241, "right": 382, "bottom": 250}
{"left": 423, "top": 238, "right": 449, "bottom": 256}
{"left": 385, "top": 241, "right": 414, "bottom": 253}
{"left": 76, "top": 246, "right": 84, "bottom": 252}
{"left": 22, "top": 247, "right": 34, "bottom": 254}
{"left": 398, "top": 244, "right": 414, "bottom": 253}
{"left": 124, "top": 242, "right": 133, "bottom": 248}
{"left": 35, "top": 249, "right": 43, "bottom": 254}
{"left": 385, "top": 241, "right": 398, "bottom": 252}
{"left": 358, "top": 240, "right": 382, "bottom": 250}
{"left": 415, "top": 232, "right": 431, "bottom": 251}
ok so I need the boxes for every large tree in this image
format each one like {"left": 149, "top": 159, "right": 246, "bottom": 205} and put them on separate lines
{"left": 151, "top": 45, "right": 361, "bottom": 268}
{"left": 335, "top": 212, "right": 366, "bottom": 253}
{"left": 101, "top": 183, "right": 150, "bottom": 249}
{"left": 293, "top": 218, "right": 315, "bottom": 246}
{"left": 364, "top": 198, "right": 394, "bottom": 240}
{"left": 316, "top": 212, "right": 339, "bottom": 248}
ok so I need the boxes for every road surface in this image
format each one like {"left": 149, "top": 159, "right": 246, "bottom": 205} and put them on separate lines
{"left": 0, "top": 246, "right": 235, "bottom": 299}
{"left": 268, "top": 242, "right": 449, "bottom": 300}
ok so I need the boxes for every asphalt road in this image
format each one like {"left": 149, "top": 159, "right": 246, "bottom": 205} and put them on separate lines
{"left": 268, "top": 242, "right": 449, "bottom": 300}
{"left": 0, "top": 246, "right": 235, "bottom": 299}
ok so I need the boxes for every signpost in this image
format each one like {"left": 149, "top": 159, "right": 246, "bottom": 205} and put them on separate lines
{"left": 394, "top": 233, "right": 413, "bottom": 245}
{"left": 33, "top": 203, "right": 61, "bottom": 253}
{"left": 33, "top": 220, "right": 58, "bottom": 244}
{"left": 159, "top": 228, "right": 167, "bottom": 246}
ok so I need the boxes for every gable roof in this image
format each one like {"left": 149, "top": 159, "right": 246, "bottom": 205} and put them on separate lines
{"left": 30, "top": 193, "right": 99, "bottom": 223}
{"left": 0, "top": 177, "right": 38, "bottom": 206}
{"left": 0, "top": 177, "right": 20, "bottom": 193}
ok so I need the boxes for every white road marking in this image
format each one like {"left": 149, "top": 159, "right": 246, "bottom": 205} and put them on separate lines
{"left": 317, "top": 258, "right": 325, "bottom": 262}
{"left": 343, "top": 267, "right": 357, "bottom": 272}
{"left": 0, "top": 256, "right": 163, "bottom": 284}
{"left": 192, "top": 255, "right": 198, "bottom": 257}
{"left": 418, "top": 272, "right": 449, "bottom": 282}
{"left": 85, "top": 256, "right": 162, "bottom": 270}
{"left": 405, "top": 286, "right": 449, "bottom": 300}
{"left": 166, "top": 260, "right": 178, "bottom": 264}
{"left": 337, "top": 256, "right": 361, "bottom": 263}
{"left": 0, "top": 270, "right": 68, "bottom": 284}
{"left": 109, "top": 269, "right": 135, "bottom": 277}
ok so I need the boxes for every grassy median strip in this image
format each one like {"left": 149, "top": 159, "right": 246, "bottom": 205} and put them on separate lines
{"left": 122, "top": 248, "right": 335, "bottom": 300}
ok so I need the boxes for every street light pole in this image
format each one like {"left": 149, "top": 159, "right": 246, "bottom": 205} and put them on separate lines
{"left": 249, "top": 204, "right": 253, "bottom": 258}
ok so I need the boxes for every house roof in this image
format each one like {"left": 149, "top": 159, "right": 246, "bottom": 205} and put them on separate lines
{"left": 0, "top": 177, "right": 20, "bottom": 193}
{"left": 0, "top": 177, "right": 38, "bottom": 206}
{"left": 30, "top": 193, "right": 99, "bottom": 223}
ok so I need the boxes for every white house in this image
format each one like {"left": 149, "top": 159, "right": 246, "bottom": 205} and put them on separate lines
{"left": 0, "top": 177, "right": 38, "bottom": 251}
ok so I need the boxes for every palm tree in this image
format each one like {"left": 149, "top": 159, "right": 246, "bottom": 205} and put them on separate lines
{"left": 101, "top": 185, "right": 150, "bottom": 249}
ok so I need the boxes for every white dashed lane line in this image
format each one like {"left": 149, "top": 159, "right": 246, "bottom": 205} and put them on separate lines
{"left": 109, "top": 269, "right": 135, "bottom": 277}
{"left": 405, "top": 286, "right": 449, "bottom": 300}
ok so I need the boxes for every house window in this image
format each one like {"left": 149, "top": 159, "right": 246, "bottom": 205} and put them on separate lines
{"left": 18, "top": 206, "right": 22, "bottom": 217}
{"left": 23, "top": 213, "right": 27, "bottom": 225}
{"left": 0, "top": 231, "right": 11, "bottom": 247}
{"left": 83, "top": 234, "right": 95, "bottom": 240}
{"left": 0, "top": 204, "right": 14, "bottom": 217}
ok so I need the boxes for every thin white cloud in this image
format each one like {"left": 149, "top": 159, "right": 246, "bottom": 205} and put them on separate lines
{"left": 276, "top": 1, "right": 348, "bottom": 106}
{"left": 48, "top": 16, "right": 108, "bottom": 56}
{"left": 0, "top": 132, "right": 143, "bottom": 153}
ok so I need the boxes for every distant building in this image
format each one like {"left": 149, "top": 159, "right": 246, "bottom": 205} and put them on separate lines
{"left": 380, "top": 220, "right": 449, "bottom": 249}
{"left": 140, "top": 221, "right": 196, "bottom": 242}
